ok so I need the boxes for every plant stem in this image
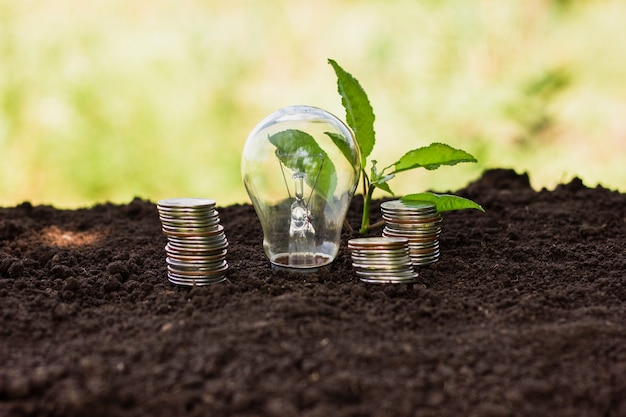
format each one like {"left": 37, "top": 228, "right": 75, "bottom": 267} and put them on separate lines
{"left": 359, "top": 184, "right": 376, "bottom": 234}
{"left": 361, "top": 170, "right": 368, "bottom": 197}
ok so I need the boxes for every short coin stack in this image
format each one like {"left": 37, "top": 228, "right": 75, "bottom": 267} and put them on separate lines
{"left": 348, "top": 237, "right": 419, "bottom": 284}
{"left": 157, "top": 198, "right": 228, "bottom": 286}
{"left": 380, "top": 200, "right": 442, "bottom": 266}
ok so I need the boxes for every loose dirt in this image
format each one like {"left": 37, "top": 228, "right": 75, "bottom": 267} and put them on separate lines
{"left": 1, "top": 169, "right": 625, "bottom": 417}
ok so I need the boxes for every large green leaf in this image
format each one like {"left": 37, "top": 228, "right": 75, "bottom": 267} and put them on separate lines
{"left": 328, "top": 59, "right": 375, "bottom": 168}
{"left": 402, "top": 192, "right": 484, "bottom": 212}
{"left": 268, "top": 129, "right": 337, "bottom": 200}
{"left": 324, "top": 131, "right": 357, "bottom": 167}
{"left": 391, "top": 142, "right": 477, "bottom": 174}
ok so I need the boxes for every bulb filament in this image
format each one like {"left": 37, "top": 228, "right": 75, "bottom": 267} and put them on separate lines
{"left": 276, "top": 151, "right": 325, "bottom": 267}
{"left": 289, "top": 171, "right": 315, "bottom": 265}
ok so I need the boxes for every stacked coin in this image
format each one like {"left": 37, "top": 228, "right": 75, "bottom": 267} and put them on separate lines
{"left": 380, "top": 200, "right": 442, "bottom": 266}
{"left": 348, "top": 237, "right": 419, "bottom": 284}
{"left": 157, "top": 198, "right": 228, "bottom": 286}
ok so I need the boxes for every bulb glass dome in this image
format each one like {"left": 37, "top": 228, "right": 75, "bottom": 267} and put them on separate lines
{"left": 242, "top": 105, "right": 361, "bottom": 272}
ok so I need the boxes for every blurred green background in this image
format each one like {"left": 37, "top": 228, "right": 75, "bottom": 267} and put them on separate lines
{"left": 1, "top": 0, "right": 625, "bottom": 208}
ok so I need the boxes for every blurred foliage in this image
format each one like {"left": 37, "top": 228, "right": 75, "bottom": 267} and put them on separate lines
{"left": 504, "top": 67, "right": 571, "bottom": 146}
{"left": 1, "top": 0, "right": 625, "bottom": 208}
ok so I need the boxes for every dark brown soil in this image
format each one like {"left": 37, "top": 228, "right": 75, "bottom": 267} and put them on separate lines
{"left": 1, "top": 169, "right": 625, "bottom": 417}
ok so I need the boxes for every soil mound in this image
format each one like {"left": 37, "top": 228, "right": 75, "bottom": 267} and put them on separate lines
{"left": 1, "top": 169, "right": 625, "bottom": 416}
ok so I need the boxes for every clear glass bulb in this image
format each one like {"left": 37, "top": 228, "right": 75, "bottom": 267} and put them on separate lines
{"left": 241, "top": 105, "right": 361, "bottom": 272}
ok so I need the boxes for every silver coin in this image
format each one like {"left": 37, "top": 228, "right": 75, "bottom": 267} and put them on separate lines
{"left": 382, "top": 217, "right": 438, "bottom": 226}
{"left": 167, "top": 263, "right": 228, "bottom": 278}
{"left": 408, "top": 246, "right": 440, "bottom": 255}
{"left": 352, "top": 256, "right": 411, "bottom": 268}
{"left": 380, "top": 199, "right": 437, "bottom": 213}
{"left": 165, "top": 242, "right": 228, "bottom": 255}
{"left": 159, "top": 216, "right": 219, "bottom": 225}
{"left": 166, "top": 257, "right": 227, "bottom": 270}
{"left": 383, "top": 231, "right": 441, "bottom": 239}
{"left": 159, "top": 211, "right": 219, "bottom": 222}
{"left": 351, "top": 252, "right": 412, "bottom": 261}
{"left": 382, "top": 233, "right": 441, "bottom": 242}
{"left": 383, "top": 225, "right": 441, "bottom": 233}
{"left": 165, "top": 226, "right": 225, "bottom": 238}
{"left": 383, "top": 227, "right": 441, "bottom": 237}
{"left": 404, "top": 243, "right": 439, "bottom": 253}
{"left": 351, "top": 253, "right": 411, "bottom": 261}
{"left": 409, "top": 254, "right": 440, "bottom": 265}
{"left": 166, "top": 241, "right": 228, "bottom": 253}
{"left": 349, "top": 248, "right": 409, "bottom": 256}
{"left": 410, "top": 258, "right": 439, "bottom": 266}
{"left": 405, "top": 237, "right": 440, "bottom": 245}
{"left": 162, "top": 225, "right": 225, "bottom": 238}
{"left": 381, "top": 209, "right": 438, "bottom": 219}
{"left": 167, "top": 273, "right": 226, "bottom": 286}
{"left": 159, "top": 212, "right": 220, "bottom": 224}
{"left": 158, "top": 197, "right": 216, "bottom": 209}
{"left": 350, "top": 253, "right": 412, "bottom": 262}
{"left": 356, "top": 270, "right": 419, "bottom": 280}
{"left": 161, "top": 225, "right": 222, "bottom": 236}
{"left": 167, "top": 264, "right": 229, "bottom": 277}
{"left": 165, "top": 238, "right": 228, "bottom": 249}
{"left": 167, "top": 266, "right": 228, "bottom": 277}
{"left": 351, "top": 262, "right": 414, "bottom": 271}
{"left": 349, "top": 243, "right": 409, "bottom": 249}
{"left": 407, "top": 248, "right": 439, "bottom": 257}
{"left": 348, "top": 237, "right": 408, "bottom": 249}
{"left": 385, "top": 221, "right": 442, "bottom": 232}
{"left": 407, "top": 243, "right": 440, "bottom": 253}
{"left": 357, "top": 271, "right": 419, "bottom": 281}
{"left": 166, "top": 246, "right": 228, "bottom": 258}
{"left": 358, "top": 275, "right": 420, "bottom": 284}
{"left": 166, "top": 249, "right": 228, "bottom": 262}
{"left": 158, "top": 204, "right": 216, "bottom": 212}
{"left": 408, "top": 251, "right": 440, "bottom": 260}
{"left": 166, "top": 232, "right": 228, "bottom": 245}
{"left": 158, "top": 209, "right": 219, "bottom": 218}
{"left": 383, "top": 229, "right": 440, "bottom": 237}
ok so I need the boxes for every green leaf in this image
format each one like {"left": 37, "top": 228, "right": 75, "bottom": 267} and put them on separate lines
{"left": 328, "top": 59, "right": 375, "bottom": 168}
{"left": 324, "top": 131, "right": 357, "bottom": 167}
{"left": 391, "top": 143, "right": 477, "bottom": 174}
{"left": 374, "top": 181, "right": 394, "bottom": 195}
{"left": 369, "top": 160, "right": 394, "bottom": 195}
{"left": 268, "top": 129, "right": 337, "bottom": 200}
{"left": 402, "top": 192, "right": 484, "bottom": 212}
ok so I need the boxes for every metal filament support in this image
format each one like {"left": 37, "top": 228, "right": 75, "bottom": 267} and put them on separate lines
{"left": 278, "top": 153, "right": 324, "bottom": 267}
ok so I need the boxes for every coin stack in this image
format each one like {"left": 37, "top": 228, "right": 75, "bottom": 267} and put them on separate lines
{"left": 157, "top": 198, "right": 229, "bottom": 286}
{"left": 380, "top": 200, "right": 442, "bottom": 266}
{"left": 348, "top": 237, "right": 419, "bottom": 284}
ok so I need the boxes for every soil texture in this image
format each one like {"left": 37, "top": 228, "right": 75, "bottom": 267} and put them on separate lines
{"left": 1, "top": 168, "right": 625, "bottom": 417}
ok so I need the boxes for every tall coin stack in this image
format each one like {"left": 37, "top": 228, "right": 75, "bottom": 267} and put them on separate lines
{"left": 380, "top": 200, "right": 442, "bottom": 266}
{"left": 157, "top": 198, "right": 229, "bottom": 286}
{"left": 348, "top": 237, "right": 419, "bottom": 284}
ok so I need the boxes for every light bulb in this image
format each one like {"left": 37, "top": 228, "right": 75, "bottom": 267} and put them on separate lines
{"left": 241, "top": 105, "right": 361, "bottom": 272}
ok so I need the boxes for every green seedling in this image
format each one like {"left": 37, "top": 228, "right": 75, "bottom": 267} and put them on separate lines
{"left": 328, "top": 59, "right": 484, "bottom": 234}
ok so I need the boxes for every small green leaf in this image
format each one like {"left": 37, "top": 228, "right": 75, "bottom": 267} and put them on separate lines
{"left": 370, "top": 160, "right": 380, "bottom": 181}
{"left": 391, "top": 143, "right": 477, "bottom": 174}
{"left": 375, "top": 173, "right": 395, "bottom": 184}
{"left": 402, "top": 192, "right": 484, "bottom": 212}
{"left": 268, "top": 129, "right": 337, "bottom": 200}
{"left": 328, "top": 59, "right": 375, "bottom": 168}
{"left": 374, "top": 181, "right": 394, "bottom": 195}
